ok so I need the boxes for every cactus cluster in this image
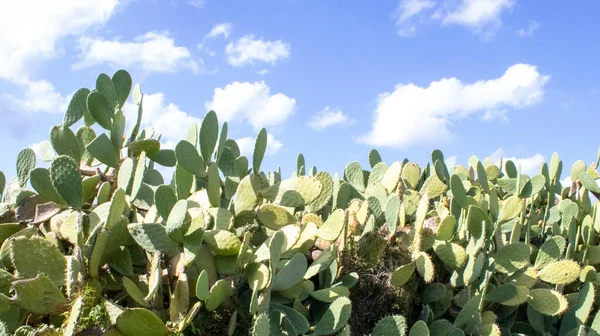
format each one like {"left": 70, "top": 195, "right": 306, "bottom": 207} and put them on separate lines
{"left": 0, "top": 69, "right": 599, "bottom": 336}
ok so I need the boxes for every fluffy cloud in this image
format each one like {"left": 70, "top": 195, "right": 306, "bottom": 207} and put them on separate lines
{"left": 518, "top": 20, "right": 541, "bottom": 37}
{"left": 359, "top": 64, "right": 549, "bottom": 149}
{"left": 308, "top": 107, "right": 356, "bottom": 131}
{"left": 0, "top": 0, "right": 119, "bottom": 82}
{"left": 188, "top": 0, "right": 205, "bottom": 8}
{"left": 1, "top": 79, "right": 70, "bottom": 115}
{"left": 236, "top": 133, "right": 283, "bottom": 157}
{"left": 225, "top": 35, "right": 290, "bottom": 67}
{"left": 205, "top": 23, "right": 233, "bottom": 39}
{"left": 124, "top": 92, "right": 201, "bottom": 145}
{"left": 73, "top": 32, "right": 200, "bottom": 73}
{"left": 444, "top": 0, "right": 514, "bottom": 28}
{"left": 393, "top": 0, "right": 514, "bottom": 37}
{"left": 392, "top": 0, "right": 436, "bottom": 36}
{"left": 205, "top": 81, "right": 296, "bottom": 129}
{"left": 490, "top": 148, "right": 545, "bottom": 176}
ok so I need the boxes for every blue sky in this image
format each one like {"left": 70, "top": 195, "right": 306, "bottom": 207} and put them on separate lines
{"left": 1, "top": 0, "right": 599, "bottom": 183}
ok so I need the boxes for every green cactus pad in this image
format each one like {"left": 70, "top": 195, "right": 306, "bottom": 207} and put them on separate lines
{"left": 305, "top": 245, "right": 337, "bottom": 279}
{"left": 256, "top": 204, "right": 295, "bottom": 230}
{"left": 169, "top": 273, "right": 190, "bottom": 321}
{"left": 50, "top": 126, "right": 82, "bottom": 163}
{"left": 435, "top": 216, "right": 457, "bottom": 241}
{"left": 11, "top": 236, "right": 66, "bottom": 286}
{"left": 269, "top": 302, "right": 310, "bottom": 334}
{"left": 183, "top": 227, "right": 204, "bottom": 266}
{"left": 203, "top": 230, "right": 241, "bottom": 256}
{"left": 155, "top": 185, "right": 178, "bottom": 221}
{"left": 534, "top": 236, "right": 566, "bottom": 269}
{"left": 89, "top": 229, "right": 108, "bottom": 278}
{"left": 234, "top": 174, "right": 266, "bottom": 218}
{"left": 492, "top": 243, "right": 531, "bottom": 273}
{"left": 421, "top": 174, "right": 448, "bottom": 198}
{"left": 196, "top": 269, "right": 210, "bottom": 300}
{"left": 86, "top": 91, "right": 113, "bottom": 130}
{"left": 498, "top": 196, "right": 522, "bottom": 224}
{"left": 130, "top": 151, "right": 147, "bottom": 200}
{"left": 271, "top": 253, "right": 307, "bottom": 291}
{"left": 433, "top": 241, "right": 466, "bottom": 270}
{"left": 344, "top": 161, "right": 366, "bottom": 193}
{"left": 485, "top": 283, "right": 518, "bottom": 303}
{"left": 416, "top": 252, "right": 435, "bottom": 283}
{"left": 382, "top": 161, "right": 402, "bottom": 193}
{"left": 391, "top": 262, "right": 415, "bottom": 287}
{"left": 314, "top": 296, "right": 352, "bottom": 335}
{"left": 317, "top": 209, "right": 345, "bottom": 241}
{"left": 16, "top": 148, "right": 35, "bottom": 188}
{"left": 308, "top": 172, "right": 333, "bottom": 211}
{"left": 500, "top": 285, "right": 529, "bottom": 306}
{"left": 96, "top": 73, "right": 117, "bottom": 108}
{"left": 372, "top": 315, "right": 407, "bottom": 336}
{"left": 538, "top": 260, "right": 580, "bottom": 285}
{"left": 310, "top": 286, "right": 350, "bottom": 303}
{"left": 63, "top": 88, "right": 91, "bottom": 127}
{"left": 252, "top": 313, "right": 270, "bottom": 336}
{"left": 112, "top": 70, "right": 132, "bottom": 108}
{"left": 409, "top": 320, "right": 429, "bottom": 335}
{"left": 62, "top": 295, "right": 83, "bottom": 336}
{"left": 200, "top": 110, "right": 219, "bottom": 163}
{"left": 122, "top": 276, "right": 151, "bottom": 308}
{"left": 116, "top": 308, "right": 169, "bottom": 336}
{"left": 49, "top": 156, "right": 83, "bottom": 209}
{"left": 166, "top": 199, "right": 190, "bottom": 243}
{"left": 29, "top": 168, "right": 66, "bottom": 204}
{"left": 12, "top": 274, "right": 66, "bottom": 315}
{"left": 368, "top": 149, "right": 383, "bottom": 168}
{"left": 175, "top": 140, "right": 206, "bottom": 176}
{"left": 205, "top": 279, "right": 233, "bottom": 311}
{"left": 527, "top": 288, "right": 568, "bottom": 316}
{"left": 127, "top": 223, "right": 179, "bottom": 254}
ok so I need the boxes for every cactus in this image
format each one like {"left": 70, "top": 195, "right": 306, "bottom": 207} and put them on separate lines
{"left": 2, "top": 68, "right": 600, "bottom": 335}
{"left": 12, "top": 274, "right": 66, "bottom": 315}
{"left": 115, "top": 308, "right": 168, "bottom": 336}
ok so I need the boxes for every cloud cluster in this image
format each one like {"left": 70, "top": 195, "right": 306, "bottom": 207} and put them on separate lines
{"left": 308, "top": 107, "right": 356, "bottom": 131}
{"left": 225, "top": 35, "right": 291, "bottom": 67}
{"left": 359, "top": 63, "right": 549, "bottom": 149}
{"left": 205, "top": 81, "right": 296, "bottom": 129}
{"left": 393, "top": 0, "right": 515, "bottom": 37}
{"left": 74, "top": 32, "right": 200, "bottom": 74}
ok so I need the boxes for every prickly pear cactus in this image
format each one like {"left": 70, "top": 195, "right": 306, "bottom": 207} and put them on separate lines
{"left": 0, "top": 68, "right": 598, "bottom": 336}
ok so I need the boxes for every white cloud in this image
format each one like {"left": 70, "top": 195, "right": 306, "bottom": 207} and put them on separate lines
{"left": 444, "top": 0, "right": 515, "bottom": 28}
{"left": 490, "top": 148, "right": 545, "bottom": 176}
{"left": 256, "top": 69, "right": 270, "bottom": 76}
{"left": 1, "top": 79, "right": 70, "bottom": 115}
{"left": 73, "top": 32, "right": 200, "bottom": 73}
{"left": 359, "top": 64, "right": 550, "bottom": 149}
{"left": 0, "top": 0, "right": 120, "bottom": 82}
{"left": 205, "top": 23, "right": 232, "bottom": 39}
{"left": 393, "top": 0, "right": 436, "bottom": 36}
{"left": 518, "top": 20, "right": 541, "bottom": 37}
{"left": 236, "top": 133, "right": 283, "bottom": 157}
{"left": 124, "top": 92, "right": 201, "bottom": 143}
{"left": 308, "top": 107, "right": 356, "bottom": 131}
{"left": 225, "top": 35, "right": 290, "bottom": 67}
{"left": 188, "top": 0, "right": 205, "bottom": 8}
{"left": 205, "top": 81, "right": 296, "bottom": 129}
{"left": 392, "top": 0, "right": 514, "bottom": 37}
